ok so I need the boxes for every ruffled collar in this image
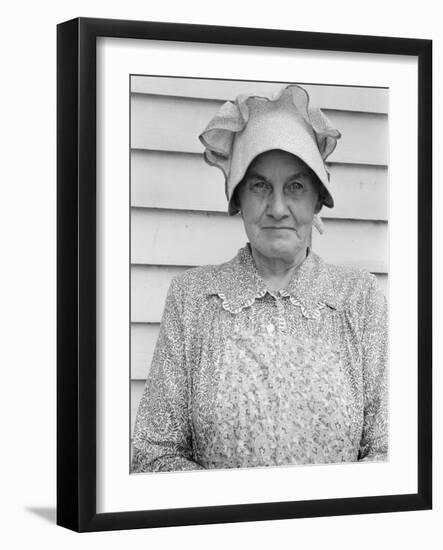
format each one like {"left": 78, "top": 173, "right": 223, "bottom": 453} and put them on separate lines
{"left": 207, "top": 244, "right": 338, "bottom": 318}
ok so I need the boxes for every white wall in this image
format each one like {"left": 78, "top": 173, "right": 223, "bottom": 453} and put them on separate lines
{"left": 1, "top": 1, "right": 441, "bottom": 549}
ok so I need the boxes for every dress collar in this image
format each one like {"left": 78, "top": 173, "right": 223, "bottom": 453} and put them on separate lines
{"left": 208, "top": 243, "right": 338, "bottom": 318}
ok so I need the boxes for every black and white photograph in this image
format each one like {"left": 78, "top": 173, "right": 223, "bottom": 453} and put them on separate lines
{"left": 129, "top": 77, "right": 389, "bottom": 473}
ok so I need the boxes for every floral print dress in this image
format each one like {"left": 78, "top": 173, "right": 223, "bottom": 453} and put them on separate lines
{"left": 132, "top": 244, "right": 388, "bottom": 472}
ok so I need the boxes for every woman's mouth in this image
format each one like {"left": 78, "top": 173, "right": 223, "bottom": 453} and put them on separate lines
{"left": 262, "top": 226, "right": 296, "bottom": 231}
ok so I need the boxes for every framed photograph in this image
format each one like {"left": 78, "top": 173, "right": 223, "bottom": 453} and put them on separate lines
{"left": 57, "top": 17, "right": 432, "bottom": 532}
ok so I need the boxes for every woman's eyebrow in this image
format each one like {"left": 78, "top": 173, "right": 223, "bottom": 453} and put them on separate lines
{"left": 287, "top": 170, "right": 310, "bottom": 179}
{"left": 244, "top": 170, "right": 268, "bottom": 180}
{"left": 245, "top": 170, "right": 309, "bottom": 180}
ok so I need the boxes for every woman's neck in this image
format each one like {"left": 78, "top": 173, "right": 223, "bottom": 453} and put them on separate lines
{"left": 250, "top": 245, "right": 309, "bottom": 292}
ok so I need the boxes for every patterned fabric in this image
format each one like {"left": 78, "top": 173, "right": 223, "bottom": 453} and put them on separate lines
{"left": 132, "top": 244, "right": 388, "bottom": 473}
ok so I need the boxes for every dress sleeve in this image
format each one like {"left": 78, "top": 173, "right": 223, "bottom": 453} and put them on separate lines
{"left": 131, "top": 277, "right": 204, "bottom": 472}
{"left": 358, "top": 274, "right": 389, "bottom": 462}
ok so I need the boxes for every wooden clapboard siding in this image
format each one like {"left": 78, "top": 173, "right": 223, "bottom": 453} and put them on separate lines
{"left": 131, "top": 150, "right": 227, "bottom": 213}
{"left": 131, "top": 265, "right": 187, "bottom": 323}
{"left": 131, "top": 323, "right": 160, "bottom": 380}
{"left": 131, "top": 94, "right": 388, "bottom": 166}
{"left": 131, "top": 150, "right": 388, "bottom": 221}
{"left": 131, "top": 77, "right": 389, "bottom": 114}
{"left": 131, "top": 209, "right": 387, "bottom": 274}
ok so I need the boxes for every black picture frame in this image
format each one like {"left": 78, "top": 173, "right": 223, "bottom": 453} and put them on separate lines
{"left": 57, "top": 17, "right": 432, "bottom": 532}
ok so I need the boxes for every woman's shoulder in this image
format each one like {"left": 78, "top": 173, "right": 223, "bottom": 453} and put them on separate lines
{"left": 168, "top": 259, "right": 234, "bottom": 298}
{"left": 322, "top": 259, "right": 377, "bottom": 287}
{"left": 316, "top": 255, "right": 383, "bottom": 309}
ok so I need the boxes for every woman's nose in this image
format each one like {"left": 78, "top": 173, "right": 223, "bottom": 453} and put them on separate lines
{"left": 267, "top": 190, "right": 289, "bottom": 219}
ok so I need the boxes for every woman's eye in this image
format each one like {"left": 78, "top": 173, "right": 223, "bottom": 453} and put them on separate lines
{"left": 250, "top": 180, "right": 269, "bottom": 192}
{"left": 287, "top": 181, "right": 303, "bottom": 193}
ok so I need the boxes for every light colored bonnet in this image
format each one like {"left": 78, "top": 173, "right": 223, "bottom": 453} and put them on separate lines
{"left": 198, "top": 84, "right": 341, "bottom": 229}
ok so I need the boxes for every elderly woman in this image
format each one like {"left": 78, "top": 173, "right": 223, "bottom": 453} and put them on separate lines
{"left": 131, "top": 84, "right": 388, "bottom": 472}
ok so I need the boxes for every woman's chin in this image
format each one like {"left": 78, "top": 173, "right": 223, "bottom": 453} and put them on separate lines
{"left": 254, "top": 238, "right": 306, "bottom": 262}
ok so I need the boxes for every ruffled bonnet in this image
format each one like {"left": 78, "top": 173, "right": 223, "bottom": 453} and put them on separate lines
{"left": 198, "top": 84, "right": 341, "bottom": 225}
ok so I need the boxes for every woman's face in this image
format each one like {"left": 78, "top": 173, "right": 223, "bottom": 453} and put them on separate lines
{"left": 237, "top": 149, "right": 322, "bottom": 264}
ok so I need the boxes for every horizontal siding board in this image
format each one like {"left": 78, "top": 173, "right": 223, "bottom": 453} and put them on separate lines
{"left": 130, "top": 268, "right": 387, "bottom": 378}
{"left": 131, "top": 150, "right": 227, "bottom": 212}
{"left": 131, "top": 323, "right": 160, "bottom": 380}
{"left": 131, "top": 265, "right": 187, "bottom": 323}
{"left": 131, "top": 77, "right": 389, "bottom": 114}
{"left": 131, "top": 209, "right": 387, "bottom": 273}
{"left": 131, "top": 150, "right": 388, "bottom": 220}
{"left": 131, "top": 95, "right": 388, "bottom": 166}
{"left": 131, "top": 323, "right": 161, "bottom": 380}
